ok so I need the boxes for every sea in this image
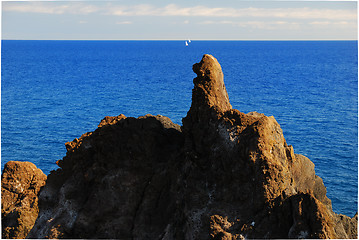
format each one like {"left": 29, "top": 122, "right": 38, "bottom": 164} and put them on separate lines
{"left": 1, "top": 40, "right": 357, "bottom": 217}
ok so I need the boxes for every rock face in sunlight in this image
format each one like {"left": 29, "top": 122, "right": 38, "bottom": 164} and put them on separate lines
{"left": 4, "top": 54, "right": 357, "bottom": 239}
{"left": 1, "top": 161, "right": 47, "bottom": 239}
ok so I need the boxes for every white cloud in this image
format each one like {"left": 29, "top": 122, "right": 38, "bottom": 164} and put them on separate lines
{"left": 309, "top": 20, "right": 354, "bottom": 27}
{"left": 3, "top": 2, "right": 357, "bottom": 22}
{"left": 116, "top": 21, "right": 132, "bottom": 25}
{"left": 309, "top": 21, "right": 332, "bottom": 25}
{"left": 219, "top": 20, "right": 236, "bottom": 25}
{"left": 237, "top": 21, "right": 301, "bottom": 30}
{"left": 3, "top": 2, "right": 99, "bottom": 15}
{"left": 199, "top": 20, "right": 301, "bottom": 30}
{"left": 105, "top": 4, "right": 357, "bottom": 21}
{"left": 199, "top": 18, "right": 354, "bottom": 31}
{"left": 109, "top": 4, "right": 154, "bottom": 16}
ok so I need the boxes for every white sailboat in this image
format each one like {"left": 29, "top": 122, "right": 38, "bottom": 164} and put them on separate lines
{"left": 188, "top": 39, "right": 191, "bottom": 43}
{"left": 185, "top": 41, "right": 188, "bottom": 46}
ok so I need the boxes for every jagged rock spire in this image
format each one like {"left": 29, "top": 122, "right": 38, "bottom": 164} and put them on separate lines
{"left": 191, "top": 54, "right": 232, "bottom": 114}
{"left": 182, "top": 54, "right": 233, "bottom": 153}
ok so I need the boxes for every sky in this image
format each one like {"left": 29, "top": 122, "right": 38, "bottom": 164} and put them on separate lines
{"left": 1, "top": 1, "right": 358, "bottom": 40}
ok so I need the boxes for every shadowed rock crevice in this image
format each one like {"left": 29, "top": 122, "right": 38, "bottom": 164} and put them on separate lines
{"left": 2, "top": 54, "right": 357, "bottom": 239}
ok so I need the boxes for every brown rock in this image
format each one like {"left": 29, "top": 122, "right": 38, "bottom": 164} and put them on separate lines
{"left": 182, "top": 54, "right": 232, "bottom": 155}
{"left": 27, "top": 114, "right": 184, "bottom": 239}
{"left": 23, "top": 54, "right": 356, "bottom": 239}
{"left": 332, "top": 213, "right": 358, "bottom": 239}
{"left": 191, "top": 54, "right": 232, "bottom": 113}
{"left": 97, "top": 114, "right": 126, "bottom": 128}
{"left": 178, "top": 55, "right": 356, "bottom": 239}
{"left": 1, "top": 161, "right": 46, "bottom": 239}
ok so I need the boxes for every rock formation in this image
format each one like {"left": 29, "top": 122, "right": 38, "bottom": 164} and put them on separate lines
{"left": 1, "top": 161, "right": 47, "bottom": 239}
{"left": 179, "top": 54, "right": 356, "bottom": 239}
{"left": 27, "top": 114, "right": 184, "bottom": 239}
{"left": 2, "top": 54, "right": 357, "bottom": 239}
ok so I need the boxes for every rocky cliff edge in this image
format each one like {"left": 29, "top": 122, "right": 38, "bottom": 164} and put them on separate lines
{"left": 2, "top": 54, "right": 357, "bottom": 239}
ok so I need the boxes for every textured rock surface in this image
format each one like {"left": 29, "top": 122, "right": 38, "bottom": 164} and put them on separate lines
{"left": 1, "top": 161, "right": 47, "bottom": 239}
{"left": 27, "top": 114, "right": 184, "bottom": 239}
{"left": 21, "top": 54, "right": 358, "bottom": 239}
{"left": 178, "top": 55, "right": 356, "bottom": 239}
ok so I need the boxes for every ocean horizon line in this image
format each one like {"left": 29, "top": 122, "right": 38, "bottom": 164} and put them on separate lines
{"left": 1, "top": 39, "right": 358, "bottom": 42}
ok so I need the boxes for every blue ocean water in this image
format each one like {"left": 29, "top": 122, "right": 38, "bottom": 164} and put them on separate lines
{"left": 1, "top": 40, "right": 357, "bottom": 216}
